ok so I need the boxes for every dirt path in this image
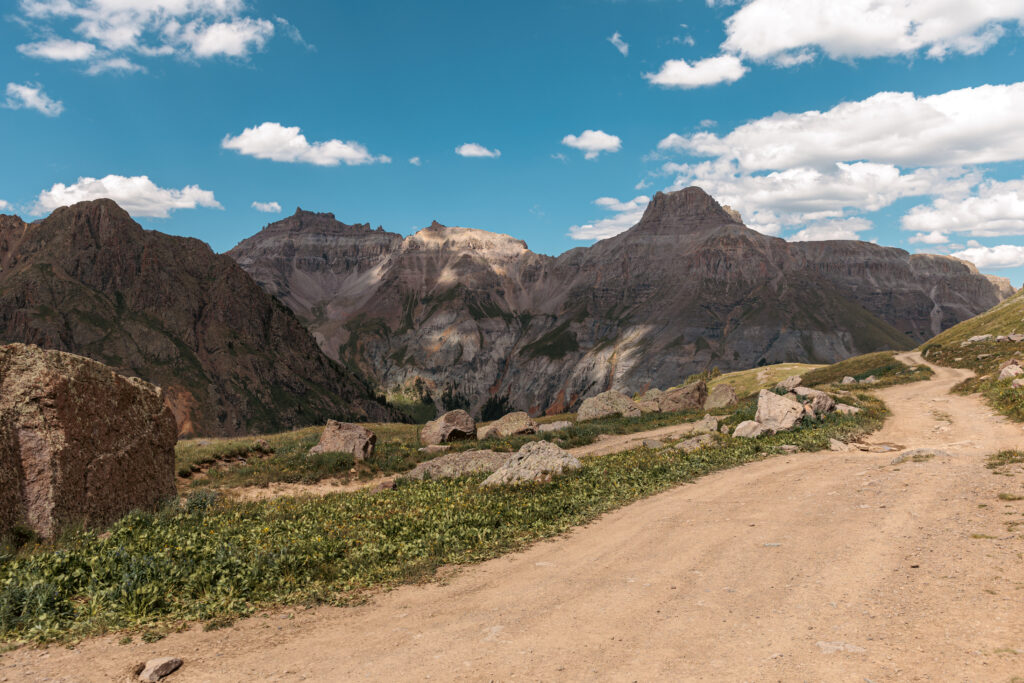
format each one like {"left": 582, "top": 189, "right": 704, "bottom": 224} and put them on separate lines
{"left": 7, "top": 352, "right": 1024, "bottom": 681}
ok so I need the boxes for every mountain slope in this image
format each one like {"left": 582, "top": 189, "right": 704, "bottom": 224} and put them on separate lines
{"left": 0, "top": 200, "right": 395, "bottom": 437}
{"left": 228, "top": 187, "right": 1012, "bottom": 416}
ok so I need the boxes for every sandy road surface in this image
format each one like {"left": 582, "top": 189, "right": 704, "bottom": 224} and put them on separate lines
{"left": 6, "top": 352, "right": 1024, "bottom": 681}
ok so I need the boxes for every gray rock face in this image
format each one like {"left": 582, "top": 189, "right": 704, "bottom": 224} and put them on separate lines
{"left": 228, "top": 188, "right": 1011, "bottom": 418}
{"left": 704, "top": 383, "right": 737, "bottom": 410}
{"left": 776, "top": 375, "right": 802, "bottom": 392}
{"left": 0, "top": 344, "right": 177, "bottom": 539}
{"left": 402, "top": 449, "right": 508, "bottom": 481}
{"left": 477, "top": 411, "right": 538, "bottom": 440}
{"left": 793, "top": 387, "right": 836, "bottom": 417}
{"left": 733, "top": 421, "right": 766, "bottom": 438}
{"left": 755, "top": 390, "right": 804, "bottom": 433}
{"left": 308, "top": 420, "right": 375, "bottom": 460}
{"left": 658, "top": 381, "right": 708, "bottom": 413}
{"left": 137, "top": 657, "right": 183, "bottom": 682}
{"left": 481, "top": 441, "right": 582, "bottom": 487}
{"left": 577, "top": 391, "right": 641, "bottom": 421}
{"left": 421, "top": 410, "right": 476, "bottom": 445}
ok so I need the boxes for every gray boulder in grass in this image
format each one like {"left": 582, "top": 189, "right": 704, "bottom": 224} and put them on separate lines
{"left": 658, "top": 381, "right": 707, "bottom": 413}
{"left": 793, "top": 387, "right": 836, "bottom": 417}
{"left": 308, "top": 420, "right": 375, "bottom": 460}
{"left": 755, "top": 390, "right": 804, "bottom": 432}
{"left": 421, "top": 409, "right": 476, "bottom": 445}
{"left": 732, "top": 420, "right": 766, "bottom": 438}
{"left": 477, "top": 411, "right": 538, "bottom": 440}
{"left": 704, "top": 383, "right": 737, "bottom": 410}
{"left": 481, "top": 441, "right": 582, "bottom": 487}
{"left": 577, "top": 391, "right": 641, "bottom": 421}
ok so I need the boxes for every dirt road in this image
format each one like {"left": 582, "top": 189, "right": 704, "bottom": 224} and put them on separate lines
{"left": 6, "top": 353, "right": 1024, "bottom": 681}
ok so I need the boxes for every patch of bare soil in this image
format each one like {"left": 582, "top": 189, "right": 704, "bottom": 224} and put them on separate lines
{"left": 7, "top": 351, "right": 1024, "bottom": 681}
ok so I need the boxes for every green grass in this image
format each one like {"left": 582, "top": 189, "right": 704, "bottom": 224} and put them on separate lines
{"left": 0, "top": 394, "right": 885, "bottom": 644}
{"left": 988, "top": 450, "right": 1024, "bottom": 475}
{"left": 799, "top": 351, "right": 933, "bottom": 388}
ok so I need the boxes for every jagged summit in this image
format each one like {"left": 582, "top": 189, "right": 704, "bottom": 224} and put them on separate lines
{"left": 408, "top": 222, "right": 531, "bottom": 255}
{"left": 629, "top": 186, "right": 744, "bottom": 238}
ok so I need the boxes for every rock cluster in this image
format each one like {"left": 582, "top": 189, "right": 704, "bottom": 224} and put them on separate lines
{"left": 732, "top": 384, "right": 857, "bottom": 439}
{"left": 0, "top": 344, "right": 177, "bottom": 539}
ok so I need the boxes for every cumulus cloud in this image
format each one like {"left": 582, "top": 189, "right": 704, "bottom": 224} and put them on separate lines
{"left": 721, "top": 0, "right": 1024, "bottom": 65}
{"left": 658, "top": 82, "right": 1024, "bottom": 172}
{"left": 4, "top": 82, "right": 63, "bottom": 117}
{"left": 788, "top": 217, "right": 873, "bottom": 242}
{"left": 951, "top": 244, "right": 1024, "bottom": 269}
{"left": 608, "top": 32, "right": 628, "bottom": 56}
{"left": 569, "top": 195, "right": 649, "bottom": 241}
{"left": 561, "top": 129, "right": 622, "bottom": 160}
{"left": 35, "top": 174, "right": 221, "bottom": 217}
{"left": 222, "top": 122, "right": 390, "bottom": 166}
{"left": 17, "top": 37, "right": 96, "bottom": 60}
{"left": 85, "top": 57, "right": 144, "bottom": 74}
{"left": 0, "top": 200, "right": 10, "bottom": 212}
{"left": 455, "top": 143, "right": 501, "bottom": 158}
{"left": 251, "top": 200, "right": 281, "bottom": 213}
{"left": 908, "top": 231, "right": 949, "bottom": 245}
{"left": 644, "top": 54, "right": 747, "bottom": 89}
{"left": 901, "top": 179, "right": 1024, "bottom": 238}
{"left": 409, "top": 156, "right": 422, "bottom": 166}
{"left": 15, "top": 0, "right": 282, "bottom": 71}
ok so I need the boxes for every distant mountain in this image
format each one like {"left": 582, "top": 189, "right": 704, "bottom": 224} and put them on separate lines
{"left": 0, "top": 200, "right": 396, "bottom": 437}
{"left": 228, "top": 187, "right": 1013, "bottom": 417}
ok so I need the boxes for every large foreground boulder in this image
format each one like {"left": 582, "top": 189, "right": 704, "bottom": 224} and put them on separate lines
{"left": 402, "top": 449, "right": 508, "bottom": 481}
{"left": 577, "top": 391, "right": 641, "bottom": 421}
{"left": 658, "top": 381, "right": 708, "bottom": 413}
{"left": 755, "top": 390, "right": 804, "bottom": 433}
{"left": 0, "top": 344, "right": 177, "bottom": 539}
{"left": 704, "top": 384, "right": 737, "bottom": 410}
{"left": 482, "top": 441, "right": 582, "bottom": 487}
{"left": 477, "top": 411, "right": 538, "bottom": 440}
{"left": 421, "top": 409, "right": 476, "bottom": 445}
{"left": 308, "top": 420, "right": 375, "bottom": 460}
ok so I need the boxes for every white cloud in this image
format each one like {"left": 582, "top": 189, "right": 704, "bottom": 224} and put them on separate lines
{"left": 644, "top": 54, "right": 747, "bottom": 89}
{"left": 721, "top": 0, "right": 1024, "bottom": 65}
{"left": 251, "top": 200, "right": 281, "bottom": 213}
{"left": 17, "top": 37, "right": 96, "bottom": 60}
{"left": 4, "top": 82, "right": 63, "bottom": 117}
{"left": 658, "top": 82, "right": 1024, "bottom": 172}
{"left": 409, "top": 156, "right": 422, "bottom": 166}
{"left": 85, "top": 57, "right": 144, "bottom": 74}
{"left": 902, "top": 179, "right": 1024, "bottom": 238}
{"left": 561, "top": 129, "right": 622, "bottom": 160}
{"left": 951, "top": 244, "right": 1024, "bottom": 270}
{"left": 222, "top": 122, "right": 390, "bottom": 166}
{"left": 569, "top": 195, "right": 649, "bottom": 240}
{"left": 608, "top": 32, "right": 628, "bottom": 56}
{"left": 16, "top": 0, "right": 280, "bottom": 69}
{"left": 35, "top": 174, "right": 221, "bottom": 217}
{"left": 455, "top": 143, "right": 501, "bottom": 158}
{"left": 908, "top": 231, "right": 949, "bottom": 245}
{"left": 788, "top": 217, "right": 873, "bottom": 242}
{"left": 0, "top": 200, "right": 10, "bottom": 212}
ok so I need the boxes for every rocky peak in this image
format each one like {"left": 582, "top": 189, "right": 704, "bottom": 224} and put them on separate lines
{"left": 406, "top": 223, "right": 531, "bottom": 257}
{"left": 629, "top": 187, "right": 743, "bottom": 238}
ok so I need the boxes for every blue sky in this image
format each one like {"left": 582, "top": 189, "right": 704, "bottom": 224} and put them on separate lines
{"left": 4, "top": 1, "right": 1024, "bottom": 282}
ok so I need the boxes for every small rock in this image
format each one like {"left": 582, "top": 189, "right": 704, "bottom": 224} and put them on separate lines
{"left": 977, "top": 353, "right": 992, "bottom": 360}
{"left": 476, "top": 411, "right": 538, "bottom": 440}
{"left": 417, "top": 444, "right": 451, "bottom": 455}
{"left": 691, "top": 414, "right": 720, "bottom": 433}
{"left": 999, "top": 365, "right": 1024, "bottom": 380}
{"left": 890, "top": 448, "right": 952, "bottom": 465}
{"left": 1010, "top": 334, "right": 1024, "bottom": 343}
{"left": 137, "top": 657, "right": 182, "bottom": 682}
{"left": 859, "top": 375, "right": 879, "bottom": 385}
{"left": 675, "top": 433, "right": 715, "bottom": 453}
{"left": 779, "top": 444, "right": 799, "bottom": 453}
{"left": 834, "top": 403, "right": 862, "bottom": 415}
{"left": 577, "top": 391, "right": 641, "bottom": 422}
{"left": 829, "top": 438, "right": 852, "bottom": 452}
{"left": 967, "top": 334, "right": 993, "bottom": 343}
{"left": 720, "top": 424, "right": 731, "bottom": 435}
{"left": 537, "top": 420, "right": 572, "bottom": 433}
{"left": 703, "top": 384, "right": 738, "bottom": 410}
{"left": 732, "top": 420, "right": 766, "bottom": 438}
{"left": 775, "top": 375, "right": 802, "bottom": 392}
{"left": 643, "top": 439, "right": 666, "bottom": 449}
{"left": 793, "top": 386, "right": 836, "bottom": 416}
{"left": 840, "top": 376, "right": 857, "bottom": 385}
{"left": 1012, "top": 378, "right": 1024, "bottom": 389}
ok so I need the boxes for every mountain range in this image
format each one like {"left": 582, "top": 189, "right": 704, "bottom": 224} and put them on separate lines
{"left": 228, "top": 187, "right": 1013, "bottom": 417}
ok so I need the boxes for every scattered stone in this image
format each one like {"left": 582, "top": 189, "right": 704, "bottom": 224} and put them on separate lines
{"left": 417, "top": 444, "right": 451, "bottom": 455}
{"left": 675, "top": 433, "right": 715, "bottom": 453}
{"left": 476, "top": 411, "right": 538, "bottom": 440}
{"left": 692, "top": 414, "right": 720, "bottom": 433}
{"left": 997, "top": 336, "right": 1008, "bottom": 342}
{"left": 577, "top": 390, "right": 641, "bottom": 421}
{"left": 308, "top": 420, "right": 375, "bottom": 460}
{"left": 999, "top": 365, "right": 1024, "bottom": 380}
{"left": 0, "top": 343, "right": 177, "bottom": 539}
{"left": 793, "top": 386, "right": 836, "bottom": 416}
{"left": 636, "top": 388, "right": 663, "bottom": 414}
{"left": 841, "top": 376, "right": 857, "bottom": 385}
{"left": 967, "top": 334, "right": 993, "bottom": 343}
{"left": 420, "top": 409, "right": 476, "bottom": 445}
{"left": 1013, "top": 378, "right": 1024, "bottom": 389}
{"left": 481, "top": 441, "right": 581, "bottom": 487}
{"left": 779, "top": 445, "right": 799, "bottom": 453}
{"left": 890, "top": 448, "right": 952, "bottom": 465}
{"left": 755, "top": 390, "right": 804, "bottom": 432}
{"left": 775, "top": 375, "right": 803, "bottom": 392}
{"left": 859, "top": 375, "right": 879, "bottom": 385}
{"left": 643, "top": 439, "right": 666, "bottom": 449}
{"left": 703, "top": 383, "right": 737, "bottom": 410}
{"left": 658, "top": 381, "right": 708, "bottom": 413}
{"left": 816, "top": 641, "right": 866, "bottom": 654}
{"left": 834, "top": 403, "right": 862, "bottom": 415}
{"left": 999, "top": 359, "right": 1019, "bottom": 370}
{"left": 403, "top": 449, "right": 508, "bottom": 481}
{"left": 137, "top": 657, "right": 182, "bottom": 682}
{"left": 977, "top": 353, "right": 992, "bottom": 360}
{"left": 537, "top": 420, "right": 573, "bottom": 433}
{"left": 733, "top": 420, "right": 766, "bottom": 438}
{"left": 1011, "top": 334, "right": 1024, "bottom": 343}
{"left": 720, "top": 424, "right": 731, "bottom": 434}
{"left": 829, "top": 438, "right": 852, "bottom": 452}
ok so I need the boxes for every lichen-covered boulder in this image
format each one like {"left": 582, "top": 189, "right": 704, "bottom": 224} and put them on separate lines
{"left": 420, "top": 409, "right": 476, "bottom": 445}
{"left": 755, "top": 390, "right": 804, "bottom": 432}
{"left": 793, "top": 387, "right": 836, "bottom": 417}
{"left": 658, "top": 381, "right": 708, "bottom": 413}
{"left": 775, "top": 375, "right": 802, "bottom": 392}
{"left": 477, "top": 411, "right": 538, "bottom": 440}
{"left": 481, "top": 441, "right": 582, "bottom": 487}
{"left": 675, "top": 433, "right": 715, "bottom": 453}
{"left": 577, "top": 391, "right": 641, "bottom": 421}
{"left": 704, "top": 384, "right": 737, "bottom": 410}
{"left": 537, "top": 420, "right": 573, "bottom": 433}
{"left": 0, "top": 343, "right": 177, "bottom": 539}
{"left": 402, "top": 449, "right": 508, "bottom": 481}
{"left": 834, "top": 403, "right": 862, "bottom": 415}
{"left": 733, "top": 420, "right": 766, "bottom": 438}
{"left": 999, "top": 364, "right": 1024, "bottom": 380}
{"left": 308, "top": 420, "right": 375, "bottom": 460}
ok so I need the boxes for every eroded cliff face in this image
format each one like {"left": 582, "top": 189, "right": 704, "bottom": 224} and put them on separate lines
{"left": 228, "top": 187, "right": 1013, "bottom": 416}
{"left": 0, "top": 200, "right": 397, "bottom": 437}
